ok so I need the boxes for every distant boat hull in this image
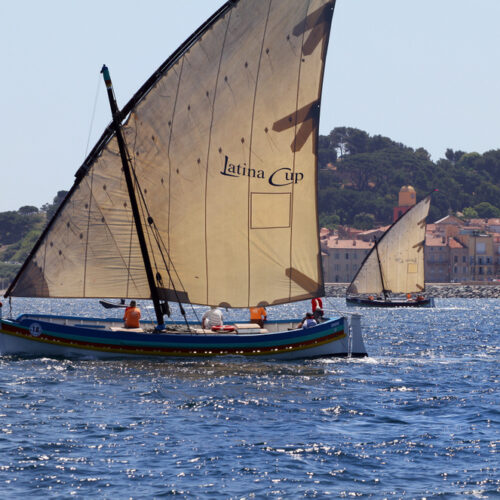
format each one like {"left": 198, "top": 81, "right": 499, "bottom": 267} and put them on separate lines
{"left": 346, "top": 296, "right": 434, "bottom": 308}
{"left": 0, "top": 314, "right": 367, "bottom": 360}
{"left": 99, "top": 300, "right": 127, "bottom": 309}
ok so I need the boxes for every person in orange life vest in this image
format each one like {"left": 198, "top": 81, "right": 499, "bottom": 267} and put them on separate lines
{"left": 311, "top": 297, "right": 323, "bottom": 312}
{"left": 123, "top": 300, "right": 141, "bottom": 328}
{"left": 250, "top": 306, "right": 267, "bottom": 328}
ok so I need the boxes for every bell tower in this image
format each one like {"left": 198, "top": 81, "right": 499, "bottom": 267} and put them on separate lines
{"left": 393, "top": 185, "right": 416, "bottom": 221}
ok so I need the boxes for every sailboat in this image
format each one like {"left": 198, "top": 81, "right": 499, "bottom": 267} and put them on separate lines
{"left": 346, "top": 193, "right": 435, "bottom": 308}
{"left": 0, "top": 0, "right": 367, "bottom": 359}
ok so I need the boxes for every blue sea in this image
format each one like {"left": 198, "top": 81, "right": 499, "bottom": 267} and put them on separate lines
{"left": 0, "top": 298, "right": 498, "bottom": 498}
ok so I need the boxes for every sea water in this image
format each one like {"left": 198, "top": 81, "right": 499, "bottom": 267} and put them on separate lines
{"left": 0, "top": 298, "right": 498, "bottom": 498}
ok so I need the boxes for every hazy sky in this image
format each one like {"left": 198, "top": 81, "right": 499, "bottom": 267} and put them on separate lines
{"left": 1, "top": 0, "right": 499, "bottom": 212}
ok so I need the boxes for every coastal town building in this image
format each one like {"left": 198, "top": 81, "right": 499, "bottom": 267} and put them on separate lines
{"left": 321, "top": 235, "right": 373, "bottom": 283}
{"left": 424, "top": 234, "right": 468, "bottom": 282}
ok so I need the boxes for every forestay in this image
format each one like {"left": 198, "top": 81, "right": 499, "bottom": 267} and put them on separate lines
{"left": 347, "top": 195, "right": 431, "bottom": 296}
{"left": 7, "top": 0, "right": 336, "bottom": 308}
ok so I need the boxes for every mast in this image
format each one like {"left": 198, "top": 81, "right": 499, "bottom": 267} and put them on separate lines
{"left": 374, "top": 238, "right": 388, "bottom": 300}
{"left": 101, "top": 65, "right": 165, "bottom": 328}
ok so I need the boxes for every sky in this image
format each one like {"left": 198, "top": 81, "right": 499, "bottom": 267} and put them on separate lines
{"left": 1, "top": 0, "right": 500, "bottom": 213}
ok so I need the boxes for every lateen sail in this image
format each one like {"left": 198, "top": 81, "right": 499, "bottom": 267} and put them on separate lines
{"left": 7, "top": 0, "right": 336, "bottom": 308}
{"left": 347, "top": 195, "right": 431, "bottom": 296}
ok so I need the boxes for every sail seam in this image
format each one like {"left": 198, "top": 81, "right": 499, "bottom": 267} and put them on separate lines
{"left": 166, "top": 59, "right": 185, "bottom": 289}
{"left": 82, "top": 169, "right": 95, "bottom": 297}
{"left": 246, "top": 0, "right": 273, "bottom": 307}
{"left": 204, "top": 9, "right": 233, "bottom": 305}
{"left": 289, "top": 0, "right": 313, "bottom": 302}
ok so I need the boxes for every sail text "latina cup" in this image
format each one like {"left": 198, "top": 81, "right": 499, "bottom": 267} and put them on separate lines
{"left": 220, "top": 155, "right": 304, "bottom": 186}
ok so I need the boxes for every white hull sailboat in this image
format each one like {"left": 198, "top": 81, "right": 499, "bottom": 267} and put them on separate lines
{"left": 346, "top": 193, "right": 434, "bottom": 308}
{"left": 1, "top": 0, "right": 367, "bottom": 359}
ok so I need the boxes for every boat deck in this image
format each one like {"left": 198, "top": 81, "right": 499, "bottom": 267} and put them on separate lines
{"left": 14, "top": 313, "right": 302, "bottom": 335}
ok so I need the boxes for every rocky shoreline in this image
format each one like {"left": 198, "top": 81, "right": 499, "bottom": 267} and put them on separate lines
{"left": 325, "top": 283, "right": 500, "bottom": 298}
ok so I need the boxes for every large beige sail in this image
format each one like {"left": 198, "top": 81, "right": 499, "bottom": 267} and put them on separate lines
{"left": 8, "top": 0, "right": 336, "bottom": 307}
{"left": 347, "top": 195, "right": 431, "bottom": 296}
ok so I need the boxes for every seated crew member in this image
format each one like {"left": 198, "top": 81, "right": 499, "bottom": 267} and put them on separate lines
{"left": 249, "top": 306, "right": 267, "bottom": 328}
{"left": 123, "top": 300, "right": 141, "bottom": 328}
{"left": 202, "top": 306, "right": 224, "bottom": 330}
{"left": 313, "top": 307, "right": 324, "bottom": 322}
{"left": 301, "top": 312, "right": 317, "bottom": 329}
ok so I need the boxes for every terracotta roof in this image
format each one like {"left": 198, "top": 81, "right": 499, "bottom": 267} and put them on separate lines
{"left": 358, "top": 225, "right": 390, "bottom": 236}
{"left": 448, "top": 238, "right": 465, "bottom": 249}
{"left": 426, "top": 235, "right": 448, "bottom": 247}
{"left": 434, "top": 215, "right": 463, "bottom": 225}
{"left": 467, "top": 218, "right": 487, "bottom": 226}
{"left": 325, "top": 238, "right": 374, "bottom": 250}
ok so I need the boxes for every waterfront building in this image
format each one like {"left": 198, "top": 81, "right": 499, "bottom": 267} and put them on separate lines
{"left": 321, "top": 237, "right": 374, "bottom": 283}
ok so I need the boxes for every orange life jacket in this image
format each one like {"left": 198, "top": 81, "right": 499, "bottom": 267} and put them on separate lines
{"left": 123, "top": 307, "right": 141, "bottom": 328}
{"left": 250, "top": 307, "right": 266, "bottom": 321}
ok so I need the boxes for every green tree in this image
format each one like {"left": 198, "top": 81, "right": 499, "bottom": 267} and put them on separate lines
{"left": 462, "top": 207, "right": 478, "bottom": 219}
{"left": 353, "top": 212, "right": 375, "bottom": 230}
{"left": 42, "top": 190, "right": 68, "bottom": 222}
{"left": 18, "top": 205, "right": 39, "bottom": 215}
{"left": 473, "top": 202, "right": 500, "bottom": 218}
{"left": 319, "top": 213, "right": 340, "bottom": 230}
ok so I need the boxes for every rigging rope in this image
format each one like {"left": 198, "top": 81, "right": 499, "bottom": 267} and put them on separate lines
{"left": 84, "top": 73, "right": 102, "bottom": 158}
{"left": 128, "top": 157, "right": 199, "bottom": 329}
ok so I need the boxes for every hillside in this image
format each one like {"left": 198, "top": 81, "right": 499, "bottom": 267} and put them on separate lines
{"left": 318, "top": 127, "right": 500, "bottom": 229}
{"left": 0, "top": 191, "right": 67, "bottom": 286}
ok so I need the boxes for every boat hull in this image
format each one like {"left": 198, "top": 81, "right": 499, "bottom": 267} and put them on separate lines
{"left": 346, "top": 296, "right": 434, "bottom": 308}
{"left": 99, "top": 300, "right": 127, "bottom": 309}
{"left": 0, "top": 315, "right": 367, "bottom": 360}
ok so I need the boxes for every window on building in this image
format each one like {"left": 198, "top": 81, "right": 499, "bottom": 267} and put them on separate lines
{"left": 462, "top": 256, "right": 466, "bottom": 263}
{"left": 479, "top": 266, "right": 484, "bottom": 275}
{"left": 335, "top": 253, "right": 339, "bottom": 260}
{"left": 345, "top": 253, "right": 349, "bottom": 260}
{"left": 454, "top": 266, "right": 458, "bottom": 274}
{"left": 454, "top": 256, "right": 458, "bottom": 263}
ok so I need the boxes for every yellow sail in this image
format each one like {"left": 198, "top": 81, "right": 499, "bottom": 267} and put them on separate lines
{"left": 8, "top": 0, "right": 336, "bottom": 308}
{"left": 347, "top": 195, "right": 431, "bottom": 296}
